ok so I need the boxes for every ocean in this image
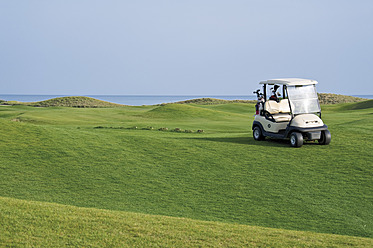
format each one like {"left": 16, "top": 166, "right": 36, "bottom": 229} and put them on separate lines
{"left": 0, "top": 94, "right": 372, "bottom": 106}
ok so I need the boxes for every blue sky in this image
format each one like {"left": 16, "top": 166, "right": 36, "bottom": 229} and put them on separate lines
{"left": 1, "top": 1, "right": 372, "bottom": 95}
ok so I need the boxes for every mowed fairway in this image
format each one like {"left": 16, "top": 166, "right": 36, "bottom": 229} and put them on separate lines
{"left": 0, "top": 100, "right": 372, "bottom": 245}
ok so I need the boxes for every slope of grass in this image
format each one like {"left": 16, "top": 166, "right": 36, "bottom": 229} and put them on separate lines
{"left": 145, "top": 103, "right": 247, "bottom": 121}
{"left": 316, "top": 100, "right": 373, "bottom": 115}
{"left": 0, "top": 100, "right": 372, "bottom": 241}
{"left": 1, "top": 196, "right": 372, "bottom": 247}
{"left": 344, "top": 99, "right": 373, "bottom": 110}
{"left": 196, "top": 102, "right": 254, "bottom": 115}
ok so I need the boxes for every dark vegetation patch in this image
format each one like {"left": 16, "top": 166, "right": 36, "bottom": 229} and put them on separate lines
{"left": 317, "top": 93, "right": 367, "bottom": 105}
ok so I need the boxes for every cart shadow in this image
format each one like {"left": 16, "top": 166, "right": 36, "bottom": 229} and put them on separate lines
{"left": 176, "top": 136, "right": 320, "bottom": 147}
{"left": 175, "top": 136, "right": 289, "bottom": 147}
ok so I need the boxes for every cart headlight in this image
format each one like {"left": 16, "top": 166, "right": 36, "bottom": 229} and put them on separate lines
{"left": 305, "top": 120, "right": 319, "bottom": 124}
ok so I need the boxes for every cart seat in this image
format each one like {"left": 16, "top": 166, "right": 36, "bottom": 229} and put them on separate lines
{"left": 279, "top": 99, "right": 291, "bottom": 113}
{"left": 265, "top": 100, "right": 280, "bottom": 114}
{"left": 265, "top": 100, "right": 292, "bottom": 122}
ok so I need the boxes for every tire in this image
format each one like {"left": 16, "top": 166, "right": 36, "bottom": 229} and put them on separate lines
{"left": 253, "top": 126, "right": 264, "bottom": 141}
{"left": 319, "top": 130, "right": 331, "bottom": 145}
{"left": 290, "top": 132, "right": 303, "bottom": 147}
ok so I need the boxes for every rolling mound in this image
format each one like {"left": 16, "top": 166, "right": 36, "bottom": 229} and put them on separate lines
{"left": 3, "top": 96, "right": 124, "bottom": 108}
{"left": 1, "top": 196, "right": 372, "bottom": 247}
{"left": 31, "top": 96, "right": 124, "bottom": 107}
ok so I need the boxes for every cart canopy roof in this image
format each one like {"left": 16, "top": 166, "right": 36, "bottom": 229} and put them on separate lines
{"left": 260, "top": 78, "right": 318, "bottom": 86}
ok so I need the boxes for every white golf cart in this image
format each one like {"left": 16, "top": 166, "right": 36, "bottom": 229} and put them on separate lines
{"left": 252, "top": 78, "right": 331, "bottom": 147}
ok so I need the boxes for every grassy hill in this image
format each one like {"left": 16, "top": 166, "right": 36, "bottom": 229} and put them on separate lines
{"left": 1, "top": 196, "right": 372, "bottom": 247}
{"left": 2, "top": 96, "right": 124, "bottom": 108}
{"left": 0, "top": 100, "right": 372, "bottom": 245}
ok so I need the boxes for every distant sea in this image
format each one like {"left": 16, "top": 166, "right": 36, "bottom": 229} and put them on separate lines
{"left": 0, "top": 94, "right": 372, "bottom": 106}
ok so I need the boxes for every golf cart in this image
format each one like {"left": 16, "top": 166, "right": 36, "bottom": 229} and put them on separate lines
{"left": 252, "top": 78, "right": 331, "bottom": 147}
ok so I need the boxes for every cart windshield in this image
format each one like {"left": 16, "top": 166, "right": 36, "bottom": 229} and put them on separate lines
{"left": 287, "top": 85, "right": 320, "bottom": 114}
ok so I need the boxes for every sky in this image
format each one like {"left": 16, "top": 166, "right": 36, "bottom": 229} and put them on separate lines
{"left": 1, "top": 0, "right": 373, "bottom": 95}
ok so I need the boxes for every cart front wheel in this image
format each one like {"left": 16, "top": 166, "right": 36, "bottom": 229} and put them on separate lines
{"left": 319, "top": 130, "right": 331, "bottom": 145}
{"left": 290, "top": 132, "right": 303, "bottom": 148}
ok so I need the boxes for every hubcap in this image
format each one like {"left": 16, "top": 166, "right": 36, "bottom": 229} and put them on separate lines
{"left": 254, "top": 129, "right": 259, "bottom": 139}
{"left": 291, "top": 136, "right": 296, "bottom": 145}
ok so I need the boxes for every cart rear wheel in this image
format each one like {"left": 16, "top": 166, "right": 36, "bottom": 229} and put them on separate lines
{"left": 253, "top": 126, "right": 264, "bottom": 141}
{"left": 290, "top": 132, "right": 303, "bottom": 147}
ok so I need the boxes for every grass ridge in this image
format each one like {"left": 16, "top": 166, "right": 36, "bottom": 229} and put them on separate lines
{"left": 1, "top": 196, "right": 372, "bottom": 247}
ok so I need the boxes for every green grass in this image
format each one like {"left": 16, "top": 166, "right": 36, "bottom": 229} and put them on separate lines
{"left": 1, "top": 196, "right": 372, "bottom": 247}
{"left": 0, "top": 100, "right": 372, "bottom": 245}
